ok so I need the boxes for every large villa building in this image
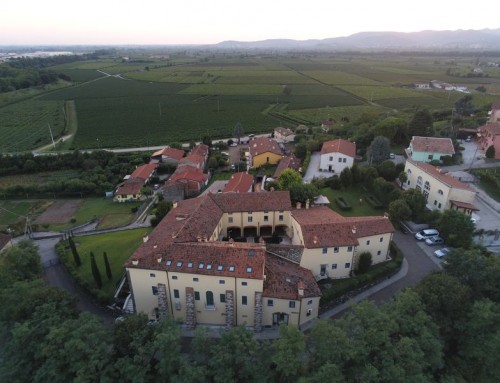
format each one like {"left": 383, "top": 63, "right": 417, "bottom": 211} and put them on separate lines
{"left": 124, "top": 191, "right": 394, "bottom": 331}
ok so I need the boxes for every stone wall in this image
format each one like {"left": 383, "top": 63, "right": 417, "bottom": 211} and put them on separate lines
{"left": 185, "top": 287, "right": 196, "bottom": 330}
{"left": 225, "top": 289, "right": 235, "bottom": 329}
{"left": 157, "top": 283, "right": 169, "bottom": 320}
{"left": 254, "top": 291, "right": 263, "bottom": 332}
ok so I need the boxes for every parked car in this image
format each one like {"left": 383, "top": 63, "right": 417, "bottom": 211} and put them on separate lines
{"left": 415, "top": 229, "right": 439, "bottom": 240}
{"left": 389, "top": 153, "right": 395, "bottom": 159}
{"left": 425, "top": 236, "right": 444, "bottom": 246}
{"left": 434, "top": 247, "right": 451, "bottom": 258}
{"left": 465, "top": 136, "right": 472, "bottom": 142}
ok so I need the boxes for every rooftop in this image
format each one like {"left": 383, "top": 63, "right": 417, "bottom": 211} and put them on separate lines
{"left": 223, "top": 172, "right": 254, "bottom": 193}
{"left": 151, "top": 147, "right": 185, "bottom": 161}
{"left": 249, "top": 137, "right": 282, "bottom": 157}
{"left": 130, "top": 163, "right": 158, "bottom": 181}
{"left": 115, "top": 180, "right": 143, "bottom": 196}
{"left": 320, "top": 139, "right": 356, "bottom": 157}
{"left": 407, "top": 159, "right": 473, "bottom": 191}
{"left": 273, "top": 155, "right": 301, "bottom": 178}
{"left": 274, "top": 127, "right": 294, "bottom": 137}
{"left": 410, "top": 136, "right": 455, "bottom": 155}
{"left": 480, "top": 122, "right": 500, "bottom": 136}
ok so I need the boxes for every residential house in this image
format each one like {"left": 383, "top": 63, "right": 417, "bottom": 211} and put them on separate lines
{"left": 165, "top": 166, "right": 209, "bottom": 198}
{"left": 223, "top": 172, "right": 254, "bottom": 193}
{"left": 274, "top": 127, "right": 296, "bottom": 143}
{"left": 150, "top": 147, "right": 185, "bottom": 165}
{"left": 123, "top": 191, "right": 392, "bottom": 330}
{"left": 407, "top": 136, "right": 455, "bottom": 163}
{"left": 273, "top": 155, "right": 301, "bottom": 178}
{"left": 414, "top": 83, "right": 430, "bottom": 89}
{"left": 0, "top": 233, "right": 12, "bottom": 253}
{"left": 489, "top": 102, "right": 500, "bottom": 122}
{"left": 177, "top": 144, "right": 209, "bottom": 170}
{"left": 478, "top": 102, "right": 500, "bottom": 159}
{"left": 319, "top": 139, "right": 356, "bottom": 174}
{"left": 249, "top": 137, "right": 282, "bottom": 168}
{"left": 114, "top": 163, "right": 158, "bottom": 202}
{"left": 404, "top": 159, "right": 478, "bottom": 215}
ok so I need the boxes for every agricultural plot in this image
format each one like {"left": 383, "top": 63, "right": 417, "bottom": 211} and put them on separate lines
{"left": 57, "top": 69, "right": 106, "bottom": 82}
{"left": 336, "top": 85, "right": 424, "bottom": 100}
{"left": 180, "top": 84, "right": 282, "bottom": 95}
{"left": 303, "top": 71, "right": 382, "bottom": 86}
{"left": 288, "top": 105, "right": 385, "bottom": 125}
{"left": 0, "top": 99, "right": 66, "bottom": 152}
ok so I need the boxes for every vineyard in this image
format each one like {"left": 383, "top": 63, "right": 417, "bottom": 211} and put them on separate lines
{"left": 1, "top": 52, "right": 500, "bottom": 152}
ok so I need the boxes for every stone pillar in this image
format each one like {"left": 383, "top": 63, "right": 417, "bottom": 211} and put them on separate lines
{"left": 185, "top": 287, "right": 197, "bottom": 330}
{"left": 254, "top": 291, "right": 263, "bottom": 332}
{"left": 157, "top": 283, "right": 169, "bottom": 320}
{"left": 225, "top": 290, "right": 235, "bottom": 329}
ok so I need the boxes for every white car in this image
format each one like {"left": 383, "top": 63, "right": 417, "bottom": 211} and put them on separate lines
{"left": 434, "top": 248, "right": 451, "bottom": 258}
{"left": 425, "top": 236, "right": 444, "bottom": 246}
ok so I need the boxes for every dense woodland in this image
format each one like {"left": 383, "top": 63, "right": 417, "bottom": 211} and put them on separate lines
{"left": 1, "top": 240, "right": 500, "bottom": 382}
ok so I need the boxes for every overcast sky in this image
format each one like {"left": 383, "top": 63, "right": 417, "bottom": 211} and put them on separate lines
{"left": 2, "top": 0, "right": 499, "bottom": 45}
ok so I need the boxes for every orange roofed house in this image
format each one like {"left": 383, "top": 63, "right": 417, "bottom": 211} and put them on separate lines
{"left": 114, "top": 163, "right": 158, "bottom": 202}
{"left": 478, "top": 102, "right": 500, "bottom": 159}
{"left": 223, "top": 172, "right": 254, "bottom": 193}
{"left": 249, "top": 137, "right": 282, "bottom": 168}
{"left": 319, "top": 139, "right": 356, "bottom": 174}
{"left": 122, "top": 191, "right": 394, "bottom": 331}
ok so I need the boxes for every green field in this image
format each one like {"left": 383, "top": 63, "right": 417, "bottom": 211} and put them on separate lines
{"left": 320, "top": 186, "right": 383, "bottom": 217}
{"left": 1, "top": 52, "right": 500, "bottom": 152}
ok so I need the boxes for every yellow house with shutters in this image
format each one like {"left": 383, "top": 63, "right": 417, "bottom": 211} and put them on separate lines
{"left": 249, "top": 137, "right": 282, "bottom": 168}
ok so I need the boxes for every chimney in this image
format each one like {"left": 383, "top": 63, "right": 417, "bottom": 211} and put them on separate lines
{"left": 157, "top": 257, "right": 162, "bottom": 263}
{"left": 143, "top": 234, "right": 149, "bottom": 243}
{"left": 197, "top": 235, "right": 202, "bottom": 242}
{"left": 153, "top": 243, "right": 158, "bottom": 249}
{"left": 173, "top": 201, "right": 178, "bottom": 209}
{"left": 352, "top": 226, "right": 357, "bottom": 234}
{"left": 297, "top": 280, "right": 305, "bottom": 297}
{"left": 305, "top": 199, "right": 310, "bottom": 209}
{"left": 296, "top": 201, "right": 301, "bottom": 209}
{"left": 132, "top": 259, "right": 139, "bottom": 266}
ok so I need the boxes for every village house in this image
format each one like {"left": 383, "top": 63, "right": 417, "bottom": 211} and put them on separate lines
{"left": 123, "top": 192, "right": 394, "bottom": 331}
{"left": 273, "top": 155, "right": 301, "bottom": 179}
{"left": 223, "top": 172, "right": 254, "bottom": 193}
{"left": 478, "top": 102, "right": 500, "bottom": 159}
{"left": 114, "top": 163, "right": 158, "bottom": 202}
{"left": 274, "top": 127, "right": 296, "bottom": 143}
{"left": 164, "top": 166, "right": 209, "bottom": 198}
{"left": 150, "top": 147, "right": 185, "bottom": 165}
{"left": 248, "top": 137, "right": 282, "bottom": 168}
{"left": 319, "top": 139, "right": 356, "bottom": 174}
{"left": 407, "top": 136, "right": 455, "bottom": 163}
{"left": 404, "top": 159, "right": 478, "bottom": 215}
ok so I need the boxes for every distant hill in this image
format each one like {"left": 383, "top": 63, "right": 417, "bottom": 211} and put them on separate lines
{"left": 215, "top": 28, "right": 500, "bottom": 50}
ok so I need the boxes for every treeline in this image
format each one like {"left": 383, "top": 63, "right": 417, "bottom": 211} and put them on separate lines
{"left": 2, "top": 240, "right": 500, "bottom": 382}
{"left": 0, "top": 49, "right": 116, "bottom": 93}
{"left": 0, "top": 150, "right": 149, "bottom": 197}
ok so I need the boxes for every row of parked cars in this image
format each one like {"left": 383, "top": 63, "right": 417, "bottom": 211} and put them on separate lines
{"left": 414, "top": 229, "right": 450, "bottom": 258}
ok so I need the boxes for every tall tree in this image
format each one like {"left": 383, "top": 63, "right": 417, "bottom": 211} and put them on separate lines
{"left": 367, "top": 136, "right": 391, "bottom": 164}
{"left": 103, "top": 251, "right": 112, "bottom": 280}
{"left": 90, "top": 252, "right": 102, "bottom": 289}
{"left": 68, "top": 236, "right": 81, "bottom": 267}
{"left": 277, "top": 168, "right": 303, "bottom": 191}
{"left": 272, "top": 325, "right": 306, "bottom": 382}
{"left": 408, "top": 109, "right": 433, "bottom": 137}
{"left": 437, "top": 210, "right": 475, "bottom": 248}
{"left": 339, "top": 167, "right": 353, "bottom": 188}
{"left": 0, "top": 239, "right": 42, "bottom": 287}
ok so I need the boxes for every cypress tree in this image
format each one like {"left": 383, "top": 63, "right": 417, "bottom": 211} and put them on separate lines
{"left": 68, "top": 236, "right": 81, "bottom": 267}
{"left": 103, "top": 251, "right": 112, "bottom": 280}
{"left": 90, "top": 252, "right": 102, "bottom": 289}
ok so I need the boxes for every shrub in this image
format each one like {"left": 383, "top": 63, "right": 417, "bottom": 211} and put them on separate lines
{"left": 356, "top": 252, "right": 373, "bottom": 274}
{"left": 365, "top": 194, "right": 383, "bottom": 208}
{"left": 486, "top": 145, "right": 496, "bottom": 159}
{"left": 335, "top": 196, "right": 352, "bottom": 210}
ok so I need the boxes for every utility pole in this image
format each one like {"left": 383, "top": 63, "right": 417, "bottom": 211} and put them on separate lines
{"left": 48, "top": 124, "right": 56, "bottom": 149}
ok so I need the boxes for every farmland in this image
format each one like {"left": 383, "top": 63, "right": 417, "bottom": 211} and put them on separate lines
{"left": 1, "top": 51, "right": 500, "bottom": 152}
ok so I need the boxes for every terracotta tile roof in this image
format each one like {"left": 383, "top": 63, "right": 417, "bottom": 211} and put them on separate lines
{"left": 450, "top": 200, "right": 480, "bottom": 211}
{"left": 263, "top": 254, "right": 321, "bottom": 300}
{"left": 292, "top": 206, "right": 393, "bottom": 248}
{"left": 0, "top": 233, "right": 11, "bottom": 251}
{"left": 266, "top": 243, "right": 304, "bottom": 264}
{"left": 179, "top": 154, "right": 205, "bottom": 168}
{"left": 223, "top": 172, "right": 254, "bottom": 193}
{"left": 275, "top": 127, "right": 294, "bottom": 137}
{"left": 408, "top": 159, "right": 473, "bottom": 191}
{"left": 130, "top": 163, "right": 158, "bottom": 181}
{"left": 115, "top": 180, "right": 143, "bottom": 196}
{"left": 491, "top": 102, "right": 500, "bottom": 111}
{"left": 151, "top": 147, "right": 185, "bottom": 161}
{"left": 210, "top": 191, "right": 292, "bottom": 213}
{"left": 273, "top": 155, "right": 302, "bottom": 178}
{"left": 320, "top": 139, "right": 356, "bottom": 157}
{"left": 169, "top": 167, "right": 208, "bottom": 183}
{"left": 249, "top": 137, "right": 282, "bottom": 157}
{"left": 410, "top": 136, "right": 455, "bottom": 155}
{"left": 481, "top": 122, "right": 500, "bottom": 136}
{"left": 190, "top": 144, "right": 209, "bottom": 158}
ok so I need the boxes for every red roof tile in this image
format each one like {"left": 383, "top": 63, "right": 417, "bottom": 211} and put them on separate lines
{"left": 407, "top": 159, "right": 473, "bottom": 191}
{"left": 169, "top": 167, "right": 208, "bottom": 183}
{"left": 115, "top": 180, "right": 143, "bottom": 196}
{"left": 130, "top": 163, "right": 158, "bottom": 181}
{"left": 320, "top": 139, "right": 356, "bottom": 157}
{"left": 223, "top": 172, "right": 254, "bottom": 193}
{"left": 273, "top": 155, "right": 302, "bottom": 178}
{"left": 481, "top": 122, "right": 500, "bottom": 136}
{"left": 410, "top": 136, "right": 455, "bottom": 155}
{"left": 450, "top": 200, "right": 479, "bottom": 211}
{"left": 249, "top": 137, "right": 282, "bottom": 157}
{"left": 275, "top": 127, "right": 294, "bottom": 137}
{"left": 190, "top": 144, "right": 209, "bottom": 158}
{"left": 151, "top": 147, "right": 185, "bottom": 161}
{"left": 179, "top": 154, "right": 205, "bottom": 167}
{"left": 210, "top": 191, "right": 291, "bottom": 213}
{"left": 264, "top": 254, "right": 321, "bottom": 300}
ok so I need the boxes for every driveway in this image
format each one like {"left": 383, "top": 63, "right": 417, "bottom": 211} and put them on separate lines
{"left": 303, "top": 152, "right": 332, "bottom": 183}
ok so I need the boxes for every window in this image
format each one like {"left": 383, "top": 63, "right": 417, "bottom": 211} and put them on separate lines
{"left": 407, "top": 169, "right": 412, "bottom": 174}
{"left": 228, "top": 217, "right": 233, "bottom": 223}
{"left": 331, "top": 263, "right": 337, "bottom": 269}
{"left": 267, "top": 299, "right": 274, "bottom": 307}
{"left": 248, "top": 249, "right": 255, "bottom": 256}
{"left": 366, "top": 240, "right": 370, "bottom": 245}
{"left": 347, "top": 246, "right": 353, "bottom": 252}
{"left": 241, "top": 281, "right": 247, "bottom": 286}
{"left": 248, "top": 216, "right": 253, "bottom": 223}
{"left": 438, "top": 203, "right": 442, "bottom": 209}
{"left": 172, "top": 275, "right": 178, "bottom": 280}
{"left": 166, "top": 260, "right": 172, "bottom": 266}
{"left": 377, "top": 250, "right": 381, "bottom": 255}
{"left": 229, "top": 266, "right": 235, "bottom": 272}
{"left": 187, "top": 262, "right": 193, "bottom": 268}
{"left": 338, "top": 158, "right": 342, "bottom": 163}
{"left": 322, "top": 247, "right": 327, "bottom": 254}
{"left": 217, "top": 265, "right": 224, "bottom": 271}
{"left": 206, "top": 291, "right": 214, "bottom": 307}
{"left": 279, "top": 215, "right": 284, "bottom": 221}
{"left": 206, "top": 264, "right": 212, "bottom": 270}
{"left": 424, "top": 181, "right": 430, "bottom": 191}
{"left": 289, "top": 301, "right": 296, "bottom": 309}
{"left": 176, "top": 261, "right": 183, "bottom": 267}
{"left": 434, "top": 200, "right": 437, "bottom": 206}
{"left": 242, "top": 296, "right": 248, "bottom": 305}
{"left": 329, "top": 156, "right": 333, "bottom": 161}
{"left": 219, "top": 280, "right": 225, "bottom": 284}
{"left": 198, "top": 262, "right": 204, "bottom": 269}
{"left": 379, "top": 237, "right": 383, "bottom": 242}
{"left": 417, "top": 176, "right": 423, "bottom": 187}
{"left": 428, "top": 154, "right": 433, "bottom": 160}
{"left": 220, "top": 294, "right": 226, "bottom": 303}
{"left": 193, "top": 277, "right": 199, "bottom": 282}
{"left": 343, "top": 158, "right": 347, "bottom": 163}
{"left": 194, "top": 291, "right": 200, "bottom": 300}
{"left": 334, "top": 247, "right": 339, "bottom": 253}
{"left": 264, "top": 215, "right": 268, "bottom": 222}
{"left": 345, "top": 262, "right": 351, "bottom": 268}
{"left": 306, "top": 308, "right": 312, "bottom": 317}
{"left": 173, "top": 289, "right": 180, "bottom": 299}
{"left": 150, "top": 273, "right": 156, "bottom": 277}
{"left": 152, "top": 286, "right": 158, "bottom": 295}
{"left": 307, "top": 300, "right": 313, "bottom": 305}
{"left": 438, "top": 189, "right": 444, "bottom": 195}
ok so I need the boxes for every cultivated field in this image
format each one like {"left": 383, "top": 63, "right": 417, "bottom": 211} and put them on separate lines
{"left": 1, "top": 52, "right": 500, "bottom": 152}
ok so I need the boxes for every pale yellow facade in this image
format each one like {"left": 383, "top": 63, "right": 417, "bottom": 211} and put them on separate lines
{"left": 404, "top": 160, "right": 476, "bottom": 212}
{"left": 261, "top": 296, "right": 320, "bottom": 327}
{"left": 252, "top": 152, "right": 282, "bottom": 168}
{"left": 355, "top": 232, "right": 393, "bottom": 266}
{"left": 223, "top": 210, "right": 290, "bottom": 237}
{"left": 299, "top": 247, "right": 355, "bottom": 279}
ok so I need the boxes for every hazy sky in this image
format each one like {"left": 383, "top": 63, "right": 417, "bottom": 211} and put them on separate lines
{"left": 2, "top": 0, "right": 499, "bottom": 45}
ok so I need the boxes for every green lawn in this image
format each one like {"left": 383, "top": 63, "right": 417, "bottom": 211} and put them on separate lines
{"left": 64, "top": 228, "right": 152, "bottom": 302}
{"left": 319, "top": 186, "right": 384, "bottom": 217}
